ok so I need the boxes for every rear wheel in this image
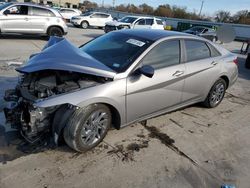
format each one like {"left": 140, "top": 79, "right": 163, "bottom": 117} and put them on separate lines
{"left": 64, "top": 104, "right": 111, "bottom": 152}
{"left": 81, "top": 21, "right": 89, "bottom": 29}
{"left": 48, "top": 27, "right": 63, "bottom": 37}
{"left": 203, "top": 78, "right": 226, "bottom": 108}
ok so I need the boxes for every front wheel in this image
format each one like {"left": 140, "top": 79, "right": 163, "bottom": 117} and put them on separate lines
{"left": 81, "top": 21, "right": 89, "bottom": 29}
{"left": 203, "top": 78, "right": 226, "bottom": 108}
{"left": 64, "top": 104, "right": 111, "bottom": 152}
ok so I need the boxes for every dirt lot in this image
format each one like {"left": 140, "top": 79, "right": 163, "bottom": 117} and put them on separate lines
{"left": 0, "top": 26, "right": 250, "bottom": 188}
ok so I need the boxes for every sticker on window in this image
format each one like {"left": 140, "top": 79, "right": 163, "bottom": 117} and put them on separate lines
{"left": 126, "top": 39, "right": 145, "bottom": 47}
{"left": 113, "top": 63, "right": 120, "bottom": 68}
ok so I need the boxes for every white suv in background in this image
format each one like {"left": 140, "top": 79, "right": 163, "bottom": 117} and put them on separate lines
{"left": 104, "top": 16, "right": 164, "bottom": 33}
{"left": 0, "top": 3, "right": 68, "bottom": 36}
{"left": 71, "top": 12, "right": 113, "bottom": 29}
{"left": 59, "top": 8, "right": 81, "bottom": 21}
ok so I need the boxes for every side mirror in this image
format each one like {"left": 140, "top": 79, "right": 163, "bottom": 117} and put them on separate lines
{"left": 139, "top": 65, "right": 154, "bottom": 78}
{"left": 3, "top": 10, "right": 10, "bottom": 15}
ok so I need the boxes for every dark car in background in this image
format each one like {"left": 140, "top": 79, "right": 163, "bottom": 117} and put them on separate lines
{"left": 183, "top": 26, "right": 217, "bottom": 42}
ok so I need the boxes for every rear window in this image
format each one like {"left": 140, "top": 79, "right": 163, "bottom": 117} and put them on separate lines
{"left": 185, "top": 40, "right": 211, "bottom": 62}
{"left": 30, "top": 7, "right": 55, "bottom": 17}
{"left": 156, "top": 20, "right": 163, "bottom": 25}
{"left": 207, "top": 42, "right": 221, "bottom": 57}
{"left": 145, "top": 19, "right": 153, "bottom": 25}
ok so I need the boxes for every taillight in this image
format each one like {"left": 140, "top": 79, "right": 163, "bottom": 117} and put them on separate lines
{"left": 233, "top": 58, "right": 238, "bottom": 65}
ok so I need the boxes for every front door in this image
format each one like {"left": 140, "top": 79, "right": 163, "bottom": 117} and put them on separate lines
{"left": 2, "top": 5, "right": 30, "bottom": 33}
{"left": 126, "top": 39, "right": 185, "bottom": 123}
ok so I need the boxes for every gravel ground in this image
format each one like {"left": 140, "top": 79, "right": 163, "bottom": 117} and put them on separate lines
{"left": 0, "top": 26, "right": 250, "bottom": 188}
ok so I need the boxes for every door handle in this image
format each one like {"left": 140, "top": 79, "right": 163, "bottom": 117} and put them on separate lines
{"left": 173, "top": 70, "right": 184, "bottom": 77}
{"left": 211, "top": 61, "right": 218, "bottom": 66}
{"left": 24, "top": 17, "right": 28, "bottom": 21}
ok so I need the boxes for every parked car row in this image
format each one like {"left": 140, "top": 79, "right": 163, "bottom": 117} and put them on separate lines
{"left": 0, "top": 2, "right": 218, "bottom": 42}
{"left": 70, "top": 12, "right": 165, "bottom": 33}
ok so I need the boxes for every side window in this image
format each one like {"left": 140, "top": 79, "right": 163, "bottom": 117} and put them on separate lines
{"left": 207, "top": 43, "right": 221, "bottom": 57}
{"left": 5, "top": 5, "right": 28, "bottom": 15}
{"left": 136, "top": 19, "right": 145, "bottom": 25}
{"left": 100, "top": 14, "right": 109, "bottom": 18}
{"left": 91, "top": 13, "right": 100, "bottom": 18}
{"left": 156, "top": 20, "right": 163, "bottom": 25}
{"left": 185, "top": 40, "right": 210, "bottom": 62}
{"left": 60, "top": 9, "right": 74, "bottom": 13}
{"left": 141, "top": 40, "right": 180, "bottom": 69}
{"left": 30, "top": 7, "right": 54, "bottom": 17}
{"left": 203, "top": 28, "right": 208, "bottom": 33}
{"left": 145, "top": 19, "right": 153, "bottom": 25}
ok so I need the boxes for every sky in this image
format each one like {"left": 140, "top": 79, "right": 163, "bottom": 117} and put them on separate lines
{"left": 89, "top": 0, "right": 250, "bottom": 16}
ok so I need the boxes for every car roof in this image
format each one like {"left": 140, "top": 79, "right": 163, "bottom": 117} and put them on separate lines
{"left": 6, "top": 2, "right": 55, "bottom": 11}
{"left": 123, "top": 15, "right": 159, "bottom": 19}
{"left": 91, "top": 11, "right": 110, "bottom": 15}
{"left": 116, "top": 29, "right": 196, "bottom": 41}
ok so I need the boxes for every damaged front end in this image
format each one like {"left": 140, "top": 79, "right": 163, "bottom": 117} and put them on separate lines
{"left": 4, "top": 70, "right": 108, "bottom": 144}
{"left": 3, "top": 36, "right": 115, "bottom": 145}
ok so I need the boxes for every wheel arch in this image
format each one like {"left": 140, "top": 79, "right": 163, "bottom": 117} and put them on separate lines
{"left": 46, "top": 25, "right": 64, "bottom": 35}
{"left": 81, "top": 20, "right": 89, "bottom": 26}
{"left": 220, "top": 75, "right": 229, "bottom": 89}
{"left": 52, "top": 101, "right": 122, "bottom": 145}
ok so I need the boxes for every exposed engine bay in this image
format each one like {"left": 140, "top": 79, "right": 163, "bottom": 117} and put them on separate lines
{"left": 4, "top": 70, "right": 108, "bottom": 143}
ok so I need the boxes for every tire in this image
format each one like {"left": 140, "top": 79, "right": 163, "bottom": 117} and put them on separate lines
{"left": 203, "top": 78, "right": 227, "bottom": 108}
{"left": 48, "top": 27, "right": 63, "bottom": 37}
{"left": 64, "top": 104, "right": 111, "bottom": 152}
{"left": 245, "top": 53, "right": 250, "bottom": 69}
{"left": 81, "top": 21, "right": 89, "bottom": 29}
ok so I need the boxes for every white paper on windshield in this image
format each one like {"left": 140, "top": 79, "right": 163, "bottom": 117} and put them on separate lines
{"left": 126, "top": 39, "right": 145, "bottom": 47}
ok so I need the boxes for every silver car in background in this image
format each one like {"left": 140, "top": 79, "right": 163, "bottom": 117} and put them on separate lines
{"left": 0, "top": 3, "right": 67, "bottom": 36}
{"left": 4, "top": 30, "right": 238, "bottom": 152}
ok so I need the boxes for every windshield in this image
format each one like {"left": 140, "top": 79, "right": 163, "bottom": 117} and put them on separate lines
{"left": 0, "top": 2, "right": 11, "bottom": 11}
{"left": 119, "top": 16, "right": 138, "bottom": 23}
{"left": 81, "top": 12, "right": 92, "bottom": 16}
{"left": 80, "top": 32, "right": 153, "bottom": 73}
{"left": 189, "top": 27, "right": 205, "bottom": 32}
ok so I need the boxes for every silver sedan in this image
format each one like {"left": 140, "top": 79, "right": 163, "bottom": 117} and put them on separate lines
{"left": 4, "top": 29, "right": 238, "bottom": 152}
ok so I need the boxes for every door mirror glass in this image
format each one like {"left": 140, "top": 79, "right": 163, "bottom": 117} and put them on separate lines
{"left": 139, "top": 65, "right": 154, "bottom": 78}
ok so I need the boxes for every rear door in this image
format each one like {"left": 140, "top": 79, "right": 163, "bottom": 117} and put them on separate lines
{"left": 133, "top": 18, "right": 147, "bottom": 29}
{"left": 126, "top": 39, "right": 185, "bottom": 123}
{"left": 181, "top": 39, "right": 222, "bottom": 102}
{"left": 98, "top": 13, "right": 111, "bottom": 27}
{"left": 89, "top": 13, "right": 99, "bottom": 26}
{"left": 2, "top": 5, "right": 30, "bottom": 33}
{"left": 28, "top": 6, "right": 55, "bottom": 33}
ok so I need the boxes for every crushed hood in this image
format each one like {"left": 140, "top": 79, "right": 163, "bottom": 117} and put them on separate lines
{"left": 16, "top": 37, "right": 116, "bottom": 78}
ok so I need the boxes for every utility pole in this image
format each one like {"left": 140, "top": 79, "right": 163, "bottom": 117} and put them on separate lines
{"left": 199, "top": 0, "right": 204, "bottom": 17}
{"left": 102, "top": 0, "right": 104, "bottom": 7}
{"left": 112, "top": 0, "right": 115, "bottom": 8}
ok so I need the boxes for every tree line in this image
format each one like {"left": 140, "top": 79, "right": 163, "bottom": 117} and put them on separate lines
{"left": 80, "top": 1, "right": 250, "bottom": 25}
